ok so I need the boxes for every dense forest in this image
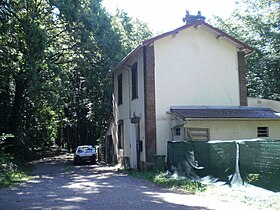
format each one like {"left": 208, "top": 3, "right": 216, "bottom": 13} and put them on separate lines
{"left": 0, "top": 0, "right": 279, "bottom": 161}
{"left": 0, "top": 0, "right": 152, "bottom": 160}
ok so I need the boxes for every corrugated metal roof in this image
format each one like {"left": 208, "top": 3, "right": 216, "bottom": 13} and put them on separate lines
{"left": 170, "top": 106, "right": 280, "bottom": 119}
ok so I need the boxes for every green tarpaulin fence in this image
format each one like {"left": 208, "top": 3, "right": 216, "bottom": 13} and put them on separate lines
{"left": 167, "top": 139, "right": 280, "bottom": 191}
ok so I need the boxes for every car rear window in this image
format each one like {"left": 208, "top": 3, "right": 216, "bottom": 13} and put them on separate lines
{"left": 77, "top": 147, "right": 94, "bottom": 153}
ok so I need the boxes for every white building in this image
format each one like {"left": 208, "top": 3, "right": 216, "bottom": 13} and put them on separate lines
{"left": 106, "top": 19, "right": 280, "bottom": 169}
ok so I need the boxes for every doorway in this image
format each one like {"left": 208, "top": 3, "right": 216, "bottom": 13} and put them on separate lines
{"left": 130, "top": 117, "right": 141, "bottom": 169}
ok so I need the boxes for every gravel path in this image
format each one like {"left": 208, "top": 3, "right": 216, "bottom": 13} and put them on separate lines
{"left": 0, "top": 155, "right": 254, "bottom": 210}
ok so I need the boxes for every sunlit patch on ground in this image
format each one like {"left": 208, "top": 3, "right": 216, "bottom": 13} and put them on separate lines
{"left": 59, "top": 197, "right": 88, "bottom": 202}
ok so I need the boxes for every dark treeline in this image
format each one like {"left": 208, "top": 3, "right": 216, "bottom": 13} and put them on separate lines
{"left": 0, "top": 0, "right": 152, "bottom": 160}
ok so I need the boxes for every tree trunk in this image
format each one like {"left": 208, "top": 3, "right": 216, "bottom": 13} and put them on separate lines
{"left": 8, "top": 76, "right": 26, "bottom": 134}
{"left": 5, "top": 76, "right": 26, "bottom": 154}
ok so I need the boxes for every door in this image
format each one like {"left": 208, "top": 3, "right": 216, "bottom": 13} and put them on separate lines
{"left": 130, "top": 124, "right": 137, "bottom": 169}
{"left": 130, "top": 117, "right": 141, "bottom": 170}
{"left": 136, "top": 122, "right": 141, "bottom": 170}
{"left": 107, "top": 135, "right": 113, "bottom": 163}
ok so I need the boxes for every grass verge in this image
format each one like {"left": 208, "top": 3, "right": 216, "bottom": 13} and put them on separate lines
{"left": 127, "top": 170, "right": 206, "bottom": 194}
{"left": 0, "top": 154, "right": 33, "bottom": 188}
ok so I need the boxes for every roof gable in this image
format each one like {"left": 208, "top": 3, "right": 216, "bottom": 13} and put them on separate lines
{"left": 112, "top": 20, "right": 253, "bottom": 73}
{"left": 143, "top": 20, "right": 253, "bottom": 54}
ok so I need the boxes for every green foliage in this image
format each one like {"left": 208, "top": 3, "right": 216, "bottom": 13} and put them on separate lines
{"left": 0, "top": 0, "right": 65, "bottom": 159}
{"left": 0, "top": 134, "right": 14, "bottom": 141}
{"left": 51, "top": 0, "right": 121, "bottom": 149}
{"left": 0, "top": 134, "right": 14, "bottom": 154}
{"left": 112, "top": 9, "right": 153, "bottom": 55}
{"left": 212, "top": 0, "right": 280, "bottom": 100}
{"left": 245, "top": 173, "right": 260, "bottom": 183}
{"left": 0, "top": 153, "right": 33, "bottom": 188}
{"left": 0, "top": 0, "right": 153, "bottom": 160}
{"left": 128, "top": 170, "right": 206, "bottom": 193}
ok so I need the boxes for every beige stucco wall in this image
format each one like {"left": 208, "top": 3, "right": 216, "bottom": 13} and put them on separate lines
{"left": 248, "top": 97, "right": 280, "bottom": 113}
{"left": 186, "top": 119, "right": 280, "bottom": 140}
{"left": 153, "top": 26, "right": 241, "bottom": 155}
{"left": 112, "top": 49, "right": 146, "bottom": 167}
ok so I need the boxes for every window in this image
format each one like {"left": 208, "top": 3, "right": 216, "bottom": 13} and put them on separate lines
{"left": 175, "top": 128, "right": 181, "bottom": 136}
{"left": 131, "top": 62, "right": 138, "bottom": 99}
{"left": 118, "top": 121, "right": 124, "bottom": 149}
{"left": 187, "top": 128, "right": 209, "bottom": 141}
{"left": 117, "top": 74, "right": 123, "bottom": 105}
{"left": 257, "top": 127, "right": 269, "bottom": 137}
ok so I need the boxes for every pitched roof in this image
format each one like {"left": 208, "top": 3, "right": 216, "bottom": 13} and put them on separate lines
{"left": 171, "top": 106, "right": 280, "bottom": 119}
{"left": 112, "top": 20, "right": 254, "bottom": 73}
{"left": 143, "top": 20, "right": 253, "bottom": 54}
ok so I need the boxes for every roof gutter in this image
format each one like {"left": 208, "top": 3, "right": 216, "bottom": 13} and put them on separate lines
{"left": 185, "top": 118, "right": 280, "bottom": 121}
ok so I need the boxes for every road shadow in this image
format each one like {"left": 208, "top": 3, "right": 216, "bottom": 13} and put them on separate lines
{"left": 0, "top": 155, "right": 214, "bottom": 209}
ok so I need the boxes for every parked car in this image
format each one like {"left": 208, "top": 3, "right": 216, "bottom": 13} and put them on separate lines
{"left": 74, "top": 145, "right": 96, "bottom": 165}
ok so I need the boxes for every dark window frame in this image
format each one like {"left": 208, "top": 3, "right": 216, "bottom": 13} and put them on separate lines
{"left": 257, "top": 127, "right": 269, "bottom": 137}
{"left": 117, "top": 74, "right": 123, "bottom": 105}
{"left": 118, "top": 120, "right": 124, "bottom": 149}
{"left": 175, "top": 128, "right": 181, "bottom": 136}
{"left": 131, "top": 62, "right": 138, "bottom": 100}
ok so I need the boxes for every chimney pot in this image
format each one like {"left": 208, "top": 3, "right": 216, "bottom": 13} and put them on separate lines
{"left": 183, "top": 10, "right": 206, "bottom": 24}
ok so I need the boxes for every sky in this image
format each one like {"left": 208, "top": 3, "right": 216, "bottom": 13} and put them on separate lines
{"left": 102, "top": 0, "right": 237, "bottom": 33}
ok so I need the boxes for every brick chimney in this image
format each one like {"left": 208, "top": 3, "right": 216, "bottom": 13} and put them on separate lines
{"left": 183, "top": 10, "right": 206, "bottom": 24}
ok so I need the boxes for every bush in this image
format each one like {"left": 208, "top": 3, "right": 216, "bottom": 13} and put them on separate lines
{"left": 0, "top": 153, "right": 33, "bottom": 188}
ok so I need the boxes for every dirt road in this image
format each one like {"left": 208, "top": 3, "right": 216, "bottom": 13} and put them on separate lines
{"left": 0, "top": 155, "right": 254, "bottom": 210}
